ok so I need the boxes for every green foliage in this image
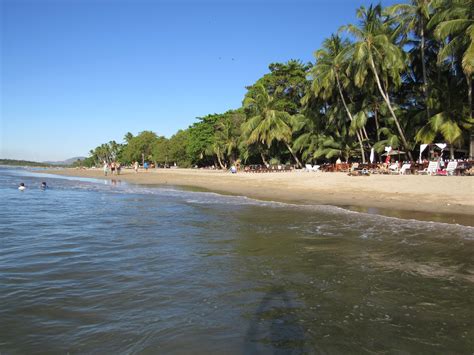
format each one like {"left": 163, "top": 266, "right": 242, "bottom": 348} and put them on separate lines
{"left": 121, "top": 131, "right": 158, "bottom": 164}
{"left": 187, "top": 114, "right": 219, "bottom": 165}
{"left": 87, "top": 141, "right": 124, "bottom": 166}
{"left": 0, "top": 159, "right": 51, "bottom": 167}
{"left": 244, "top": 60, "right": 311, "bottom": 115}
{"left": 168, "top": 130, "right": 192, "bottom": 167}
{"left": 151, "top": 136, "right": 170, "bottom": 164}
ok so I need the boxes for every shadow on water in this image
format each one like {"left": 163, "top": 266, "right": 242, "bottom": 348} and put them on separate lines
{"left": 245, "top": 286, "right": 308, "bottom": 354}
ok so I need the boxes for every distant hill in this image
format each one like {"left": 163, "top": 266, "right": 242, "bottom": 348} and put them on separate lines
{"left": 43, "top": 156, "right": 87, "bottom": 166}
{"left": 0, "top": 159, "right": 51, "bottom": 167}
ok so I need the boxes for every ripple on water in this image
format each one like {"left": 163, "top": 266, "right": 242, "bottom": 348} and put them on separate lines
{"left": 1, "top": 167, "right": 473, "bottom": 353}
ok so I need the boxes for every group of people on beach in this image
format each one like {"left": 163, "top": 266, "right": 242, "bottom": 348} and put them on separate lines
{"left": 18, "top": 182, "right": 47, "bottom": 191}
{"left": 132, "top": 161, "right": 149, "bottom": 173}
{"left": 103, "top": 161, "right": 121, "bottom": 176}
{"left": 101, "top": 161, "right": 150, "bottom": 175}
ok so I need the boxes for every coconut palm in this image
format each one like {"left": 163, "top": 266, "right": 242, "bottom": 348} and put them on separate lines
{"left": 341, "top": 4, "right": 414, "bottom": 160}
{"left": 214, "top": 111, "right": 244, "bottom": 165}
{"left": 310, "top": 34, "right": 367, "bottom": 162}
{"left": 291, "top": 106, "right": 326, "bottom": 163}
{"left": 385, "top": 0, "right": 433, "bottom": 119}
{"left": 416, "top": 73, "right": 474, "bottom": 158}
{"left": 242, "top": 84, "right": 302, "bottom": 167}
{"left": 124, "top": 132, "right": 134, "bottom": 144}
{"left": 430, "top": 0, "right": 474, "bottom": 118}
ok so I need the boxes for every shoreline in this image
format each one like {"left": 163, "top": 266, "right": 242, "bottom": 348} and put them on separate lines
{"left": 42, "top": 168, "right": 474, "bottom": 226}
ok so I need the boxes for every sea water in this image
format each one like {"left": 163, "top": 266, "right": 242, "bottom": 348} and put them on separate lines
{"left": 0, "top": 167, "right": 473, "bottom": 353}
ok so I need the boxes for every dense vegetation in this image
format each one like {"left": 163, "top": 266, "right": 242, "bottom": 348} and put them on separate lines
{"left": 0, "top": 159, "right": 53, "bottom": 167}
{"left": 84, "top": 0, "right": 473, "bottom": 168}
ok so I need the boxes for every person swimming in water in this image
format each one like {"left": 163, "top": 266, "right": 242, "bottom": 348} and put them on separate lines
{"left": 18, "top": 183, "right": 26, "bottom": 191}
{"left": 41, "top": 182, "right": 47, "bottom": 189}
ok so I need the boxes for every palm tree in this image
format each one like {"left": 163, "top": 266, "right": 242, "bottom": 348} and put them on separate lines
{"left": 310, "top": 34, "right": 367, "bottom": 163}
{"left": 314, "top": 134, "right": 359, "bottom": 162}
{"left": 341, "top": 4, "right": 414, "bottom": 160}
{"left": 124, "top": 132, "right": 134, "bottom": 144}
{"left": 430, "top": 0, "right": 474, "bottom": 157}
{"left": 431, "top": 0, "right": 474, "bottom": 85}
{"left": 416, "top": 73, "right": 474, "bottom": 158}
{"left": 385, "top": 0, "right": 433, "bottom": 119}
{"left": 242, "top": 84, "right": 302, "bottom": 167}
{"left": 292, "top": 112, "right": 321, "bottom": 163}
{"left": 214, "top": 111, "right": 244, "bottom": 165}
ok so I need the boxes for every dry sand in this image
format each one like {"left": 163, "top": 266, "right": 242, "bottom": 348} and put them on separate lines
{"left": 44, "top": 167, "right": 474, "bottom": 224}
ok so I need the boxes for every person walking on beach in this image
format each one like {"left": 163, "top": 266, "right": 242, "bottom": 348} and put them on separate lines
{"left": 144, "top": 162, "right": 149, "bottom": 172}
{"left": 111, "top": 161, "right": 116, "bottom": 175}
{"left": 116, "top": 162, "right": 121, "bottom": 175}
{"left": 134, "top": 161, "right": 139, "bottom": 173}
{"left": 103, "top": 161, "right": 109, "bottom": 176}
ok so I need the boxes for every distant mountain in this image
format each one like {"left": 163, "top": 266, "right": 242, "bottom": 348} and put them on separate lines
{"left": 0, "top": 159, "right": 51, "bottom": 167}
{"left": 43, "top": 156, "right": 87, "bottom": 166}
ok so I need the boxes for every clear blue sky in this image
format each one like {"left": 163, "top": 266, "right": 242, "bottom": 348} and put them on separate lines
{"left": 1, "top": 0, "right": 401, "bottom": 161}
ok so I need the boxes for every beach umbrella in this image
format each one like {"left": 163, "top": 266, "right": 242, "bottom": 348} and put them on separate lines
{"left": 381, "top": 150, "right": 406, "bottom": 156}
{"left": 383, "top": 150, "right": 406, "bottom": 157}
{"left": 435, "top": 143, "right": 447, "bottom": 159}
{"left": 419, "top": 144, "right": 428, "bottom": 163}
{"left": 382, "top": 150, "right": 406, "bottom": 163}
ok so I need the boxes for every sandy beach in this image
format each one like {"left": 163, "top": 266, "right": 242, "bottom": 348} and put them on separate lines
{"left": 43, "top": 168, "right": 474, "bottom": 224}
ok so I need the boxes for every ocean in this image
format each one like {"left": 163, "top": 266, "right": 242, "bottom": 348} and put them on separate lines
{"left": 1, "top": 167, "right": 473, "bottom": 353}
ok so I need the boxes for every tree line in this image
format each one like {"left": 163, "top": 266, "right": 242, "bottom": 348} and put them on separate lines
{"left": 82, "top": 0, "right": 473, "bottom": 169}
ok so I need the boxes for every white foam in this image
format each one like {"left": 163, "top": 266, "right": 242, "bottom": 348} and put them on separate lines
{"left": 22, "top": 169, "right": 474, "bottom": 237}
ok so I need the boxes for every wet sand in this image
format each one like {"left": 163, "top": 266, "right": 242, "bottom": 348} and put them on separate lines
{"left": 43, "top": 168, "right": 474, "bottom": 225}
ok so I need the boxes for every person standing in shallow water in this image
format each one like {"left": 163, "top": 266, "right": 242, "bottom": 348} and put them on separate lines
{"left": 18, "top": 182, "right": 26, "bottom": 191}
{"left": 134, "top": 161, "right": 139, "bottom": 173}
{"left": 103, "top": 162, "right": 109, "bottom": 176}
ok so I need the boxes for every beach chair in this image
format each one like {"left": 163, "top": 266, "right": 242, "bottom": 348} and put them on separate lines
{"left": 348, "top": 163, "right": 360, "bottom": 176}
{"left": 389, "top": 163, "right": 399, "bottom": 174}
{"left": 399, "top": 163, "right": 411, "bottom": 175}
{"left": 437, "top": 161, "right": 458, "bottom": 176}
{"left": 418, "top": 161, "right": 438, "bottom": 175}
{"left": 445, "top": 161, "right": 458, "bottom": 176}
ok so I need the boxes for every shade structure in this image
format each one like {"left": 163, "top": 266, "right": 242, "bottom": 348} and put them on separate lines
{"left": 381, "top": 150, "right": 406, "bottom": 156}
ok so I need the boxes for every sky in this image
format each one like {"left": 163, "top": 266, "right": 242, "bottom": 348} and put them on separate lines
{"left": 1, "top": 0, "right": 401, "bottom": 161}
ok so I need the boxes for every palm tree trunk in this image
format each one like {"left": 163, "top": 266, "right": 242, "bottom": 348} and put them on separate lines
{"left": 260, "top": 152, "right": 269, "bottom": 166}
{"left": 468, "top": 75, "right": 473, "bottom": 118}
{"left": 467, "top": 75, "right": 473, "bottom": 159}
{"left": 335, "top": 71, "right": 367, "bottom": 163}
{"left": 368, "top": 55, "right": 413, "bottom": 161}
{"left": 362, "top": 127, "right": 370, "bottom": 143}
{"left": 285, "top": 143, "right": 302, "bottom": 168}
{"left": 216, "top": 155, "right": 226, "bottom": 169}
{"left": 374, "top": 108, "right": 380, "bottom": 141}
{"left": 356, "top": 130, "right": 367, "bottom": 162}
{"left": 420, "top": 25, "right": 430, "bottom": 120}
{"left": 216, "top": 149, "right": 226, "bottom": 169}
